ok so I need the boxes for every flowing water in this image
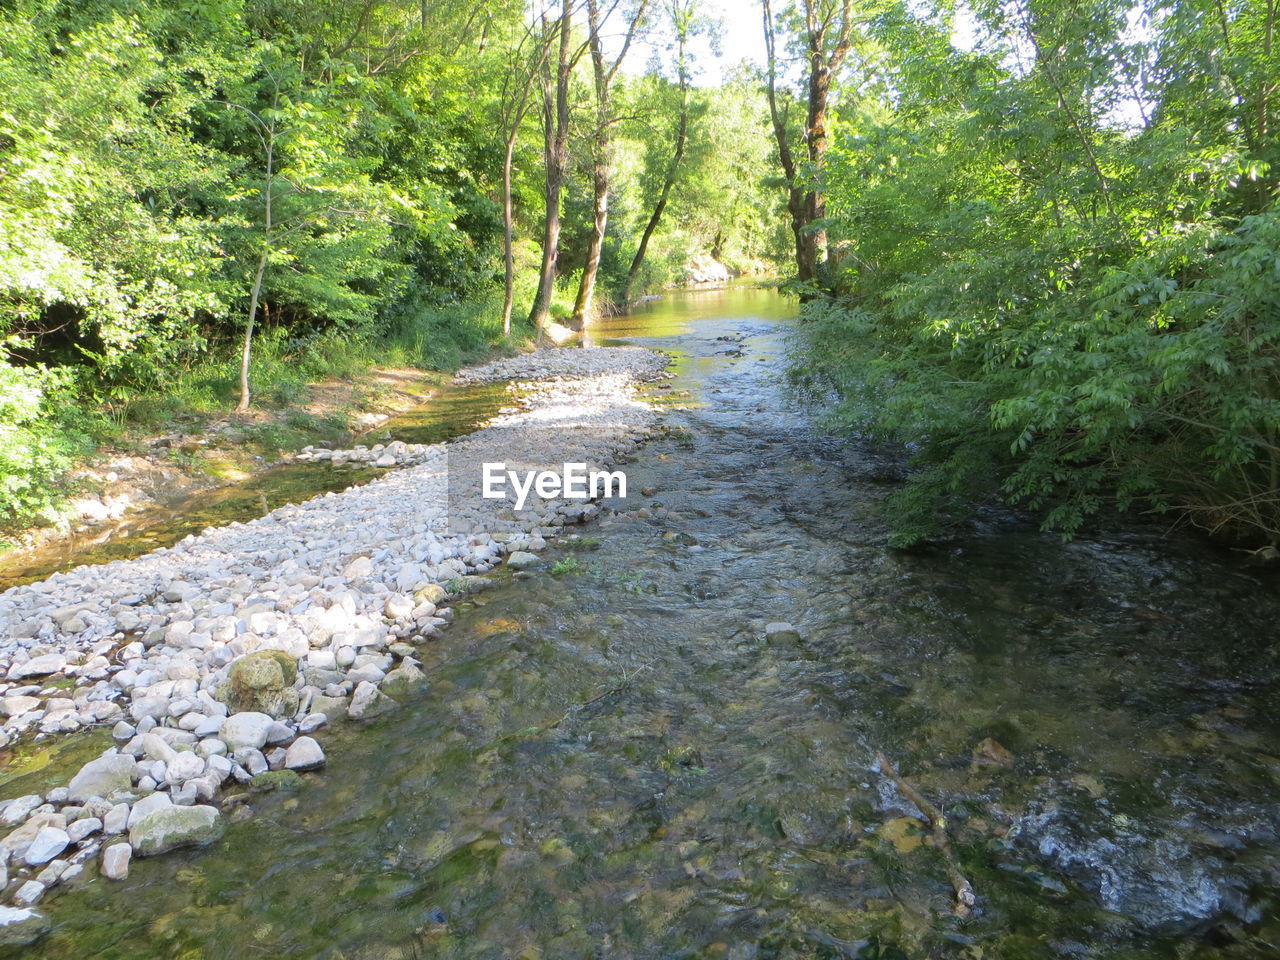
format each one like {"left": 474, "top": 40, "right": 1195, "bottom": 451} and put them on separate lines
{"left": 10, "top": 287, "right": 1280, "bottom": 958}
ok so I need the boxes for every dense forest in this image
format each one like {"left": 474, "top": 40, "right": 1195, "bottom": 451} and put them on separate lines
{"left": 1, "top": 0, "right": 1278, "bottom": 550}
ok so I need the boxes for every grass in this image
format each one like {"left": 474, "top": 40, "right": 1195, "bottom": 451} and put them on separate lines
{"left": 4, "top": 289, "right": 536, "bottom": 536}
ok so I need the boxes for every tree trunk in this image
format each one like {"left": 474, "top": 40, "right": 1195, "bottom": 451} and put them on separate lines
{"left": 528, "top": 0, "right": 573, "bottom": 332}
{"left": 501, "top": 133, "right": 517, "bottom": 336}
{"left": 624, "top": 105, "right": 687, "bottom": 303}
{"left": 572, "top": 0, "right": 650, "bottom": 325}
{"left": 237, "top": 133, "right": 274, "bottom": 413}
{"left": 572, "top": 148, "right": 610, "bottom": 323}
{"left": 625, "top": 3, "right": 691, "bottom": 304}
{"left": 762, "top": 0, "right": 854, "bottom": 288}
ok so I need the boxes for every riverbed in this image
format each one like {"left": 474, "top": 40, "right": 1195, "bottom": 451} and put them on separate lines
{"left": 8, "top": 287, "right": 1280, "bottom": 958}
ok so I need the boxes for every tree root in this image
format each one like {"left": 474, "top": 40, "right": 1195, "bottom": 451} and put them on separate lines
{"left": 876, "top": 751, "right": 977, "bottom": 920}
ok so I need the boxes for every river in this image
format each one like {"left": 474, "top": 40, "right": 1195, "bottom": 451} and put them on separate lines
{"left": 9, "top": 286, "right": 1280, "bottom": 958}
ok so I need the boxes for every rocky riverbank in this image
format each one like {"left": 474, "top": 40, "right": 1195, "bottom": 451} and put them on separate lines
{"left": 0, "top": 346, "right": 668, "bottom": 945}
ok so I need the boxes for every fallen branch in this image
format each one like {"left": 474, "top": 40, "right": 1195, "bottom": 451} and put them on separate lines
{"left": 876, "top": 750, "right": 977, "bottom": 920}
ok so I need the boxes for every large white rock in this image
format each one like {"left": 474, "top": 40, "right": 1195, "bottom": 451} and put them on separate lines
{"left": 23, "top": 827, "right": 69, "bottom": 866}
{"left": 126, "top": 792, "right": 173, "bottom": 830}
{"left": 67, "top": 753, "right": 137, "bottom": 802}
{"left": 220, "top": 712, "right": 275, "bottom": 751}
{"left": 9, "top": 655, "right": 66, "bottom": 680}
{"left": 284, "top": 737, "right": 325, "bottom": 771}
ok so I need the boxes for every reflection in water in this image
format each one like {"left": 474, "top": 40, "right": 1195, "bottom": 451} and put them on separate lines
{"left": 12, "top": 286, "right": 1280, "bottom": 959}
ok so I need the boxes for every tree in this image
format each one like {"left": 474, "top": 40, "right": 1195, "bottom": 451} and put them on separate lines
{"left": 762, "top": 0, "right": 858, "bottom": 285}
{"left": 528, "top": 0, "right": 581, "bottom": 333}
{"left": 625, "top": 0, "right": 697, "bottom": 304}
{"left": 570, "top": 0, "right": 652, "bottom": 325}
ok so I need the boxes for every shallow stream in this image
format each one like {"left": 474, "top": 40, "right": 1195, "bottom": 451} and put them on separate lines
{"left": 10, "top": 287, "right": 1280, "bottom": 958}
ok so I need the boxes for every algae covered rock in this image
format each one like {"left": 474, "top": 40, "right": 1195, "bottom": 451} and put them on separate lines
{"left": 129, "top": 804, "right": 223, "bottom": 856}
{"left": 413, "top": 583, "right": 448, "bottom": 606}
{"left": 380, "top": 662, "right": 428, "bottom": 702}
{"left": 0, "top": 906, "right": 50, "bottom": 947}
{"left": 221, "top": 651, "right": 300, "bottom": 718}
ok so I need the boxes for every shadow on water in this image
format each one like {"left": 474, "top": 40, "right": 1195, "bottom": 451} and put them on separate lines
{"left": 12, "top": 286, "right": 1280, "bottom": 959}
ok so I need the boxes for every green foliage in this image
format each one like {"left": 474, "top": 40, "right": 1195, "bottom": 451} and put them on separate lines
{"left": 801, "top": 0, "right": 1280, "bottom": 545}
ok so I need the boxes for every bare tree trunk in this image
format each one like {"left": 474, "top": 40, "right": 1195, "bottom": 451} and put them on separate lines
{"left": 625, "top": 0, "right": 691, "bottom": 304}
{"left": 237, "top": 131, "right": 275, "bottom": 413}
{"left": 572, "top": 0, "right": 650, "bottom": 327}
{"left": 501, "top": 128, "right": 519, "bottom": 336}
{"left": 624, "top": 108, "right": 686, "bottom": 303}
{"left": 528, "top": 0, "right": 574, "bottom": 332}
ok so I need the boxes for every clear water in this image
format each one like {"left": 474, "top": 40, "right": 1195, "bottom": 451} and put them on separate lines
{"left": 9, "top": 287, "right": 1280, "bottom": 958}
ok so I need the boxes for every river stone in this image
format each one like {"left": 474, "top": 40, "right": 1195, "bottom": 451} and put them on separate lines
{"left": 126, "top": 792, "right": 173, "bottom": 829}
{"left": 103, "top": 803, "right": 129, "bottom": 835}
{"left": 67, "top": 754, "right": 137, "bottom": 802}
{"left": 413, "top": 583, "right": 448, "bottom": 605}
{"left": 9, "top": 654, "right": 66, "bottom": 680}
{"left": 764, "top": 622, "right": 801, "bottom": 642}
{"left": 347, "top": 681, "right": 396, "bottom": 720}
{"left": 67, "top": 817, "right": 101, "bottom": 843}
{"left": 129, "top": 804, "right": 222, "bottom": 856}
{"left": 284, "top": 736, "right": 325, "bottom": 771}
{"left": 166, "top": 752, "right": 205, "bottom": 783}
{"left": 1, "top": 795, "right": 43, "bottom": 825}
{"left": 381, "top": 662, "right": 428, "bottom": 702}
{"left": 220, "top": 711, "right": 275, "bottom": 750}
{"left": 0, "top": 906, "right": 50, "bottom": 946}
{"left": 23, "top": 827, "right": 70, "bottom": 865}
{"left": 221, "top": 651, "right": 300, "bottom": 718}
{"left": 101, "top": 843, "right": 132, "bottom": 880}
{"left": 505, "top": 551, "right": 541, "bottom": 569}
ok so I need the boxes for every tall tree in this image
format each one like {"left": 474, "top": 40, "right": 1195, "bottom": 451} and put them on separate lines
{"left": 498, "top": 19, "right": 557, "bottom": 335}
{"left": 528, "top": 0, "right": 579, "bottom": 333}
{"left": 571, "top": 0, "right": 651, "bottom": 325}
{"left": 762, "top": 0, "right": 857, "bottom": 285}
{"left": 625, "top": 0, "right": 696, "bottom": 304}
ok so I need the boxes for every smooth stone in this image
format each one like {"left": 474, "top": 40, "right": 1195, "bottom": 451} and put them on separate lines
{"left": 284, "top": 737, "right": 325, "bottom": 771}
{"left": 219, "top": 712, "right": 275, "bottom": 751}
{"left": 129, "top": 804, "right": 222, "bottom": 856}
{"left": 101, "top": 842, "right": 132, "bottom": 880}
{"left": 505, "top": 551, "right": 541, "bottom": 568}
{"left": 347, "top": 681, "right": 396, "bottom": 720}
{"left": 10, "top": 882, "right": 44, "bottom": 908}
{"left": 764, "top": 622, "right": 802, "bottom": 642}
{"left": 103, "top": 803, "right": 130, "bottom": 835}
{"left": 23, "top": 827, "right": 70, "bottom": 865}
{"left": 126, "top": 792, "right": 173, "bottom": 830}
{"left": 67, "top": 818, "right": 101, "bottom": 843}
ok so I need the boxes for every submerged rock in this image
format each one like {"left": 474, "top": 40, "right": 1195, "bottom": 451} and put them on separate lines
{"left": 380, "top": 662, "right": 428, "bottom": 702}
{"left": 347, "top": 681, "right": 396, "bottom": 720}
{"left": 764, "top": 622, "right": 801, "bottom": 643}
{"left": 100, "top": 842, "right": 132, "bottom": 880}
{"left": 0, "top": 906, "right": 49, "bottom": 946}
